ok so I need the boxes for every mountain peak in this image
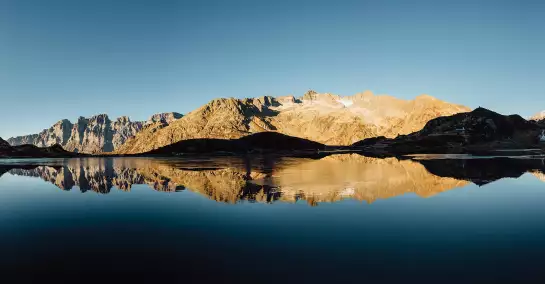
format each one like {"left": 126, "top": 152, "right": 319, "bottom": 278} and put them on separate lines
{"left": 54, "top": 119, "right": 72, "bottom": 126}
{"left": 116, "top": 116, "right": 131, "bottom": 123}
{"left": 351, "top": 90, "right": 374, "bottom": 101}
{"left": 89, "top": 113, "right": 109, "bottom": 120}
{"left": 300, "top": 92, "right": 340, "bottom": 104}
{"left": 530, "top": 110, "right": 545, "bottom": 121}
{"left": 302, "top": 89, "right": 318, "bottom": 100}
{"left": 146, "top": 112, "right": 183, "bottom": 125}
{"left": 415, "top": 94, "right": 436, "bottom": 101}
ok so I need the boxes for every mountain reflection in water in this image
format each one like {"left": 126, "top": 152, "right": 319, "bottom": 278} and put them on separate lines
{"left": 5, "top": 155, "right": 545, "bottom": 283}
{"left": 5, "top": 154, "right": 545, "bottom": 204}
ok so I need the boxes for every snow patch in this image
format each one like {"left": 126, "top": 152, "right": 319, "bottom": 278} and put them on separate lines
{"left": 336, "top": 99, "right": 354, "bottom": 107}
{"left": 531, "top": 110, "right": 545, "bottom": 120}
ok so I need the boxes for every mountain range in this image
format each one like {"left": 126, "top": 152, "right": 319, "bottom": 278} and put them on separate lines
{"left": 5, "top": 90, "right": 545, "bottom": 157}
{"left": 115, "top": 90, "right": 469, "bottom": 154}
{"left": 5, "top": 90, "right": 469, "bottom": 154}
{"left": 7, "top": 112, "right": 182, "bottom": 153}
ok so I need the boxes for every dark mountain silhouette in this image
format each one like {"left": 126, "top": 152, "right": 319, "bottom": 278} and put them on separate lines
{"left": 415, "top": 157, "right": 545, "bottom": 186}
{"left": 142, "top": 132, "right": 327, "bottom": 156}
{"left": 0, "top": 137, "right": 82, "bottom": 158}
{"left": 353, "top": 107, "right": 544, "bottom": 154}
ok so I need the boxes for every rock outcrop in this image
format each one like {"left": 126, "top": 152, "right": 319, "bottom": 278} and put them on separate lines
{"left": 62, "top": 114, "right": 143, "bottom": 153}
{"left": 145, "top": 112, "right": 183, "bottom": 126}
{"left": 116, "top": 91, "right": 470, "bottom": 154}
{"left": 7, "top": 112, "right": 182, "bottom": 153}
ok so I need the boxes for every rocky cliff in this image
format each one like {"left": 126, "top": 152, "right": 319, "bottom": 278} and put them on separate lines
{"left": 7, "top": 119, "right": 73, "bottom": 147}
{"left": 61, "top": 114, "right": 143, "bottom": 153}
{"left": 7, "top": 112, "right": 182, "bottom": 153}
{"left": 116, "top": 91, "right": 470, "bottom": 154}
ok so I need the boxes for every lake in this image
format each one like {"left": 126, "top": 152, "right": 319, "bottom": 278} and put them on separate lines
{"left": 1, "top": 154, "right": 545, "bottom": 283}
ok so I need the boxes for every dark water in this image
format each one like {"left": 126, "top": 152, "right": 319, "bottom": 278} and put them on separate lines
{"left": 2, "top": 155, "right": 545, "bottom": 283}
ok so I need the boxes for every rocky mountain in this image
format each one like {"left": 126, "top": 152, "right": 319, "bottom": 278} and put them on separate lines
{"left": 353, "top": 107, "right": 543, "bottom": 154}
{"left": 7, "top": 119, "right": 73, "bottom": 147}
{"left": 116, "top": 90, "right": 470, "bottom": 154}
{"left": 60, "top": 114, "right": 144, "bottom": 153}
{"left": 7, "top": 112, "right": 182, "bottom": 153}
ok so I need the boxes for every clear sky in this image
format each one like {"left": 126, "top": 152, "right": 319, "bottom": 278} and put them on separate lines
{"left": 1, "top": 0, "right": 545, "bottom": 138}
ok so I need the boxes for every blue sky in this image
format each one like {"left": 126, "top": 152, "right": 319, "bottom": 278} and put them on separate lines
{"left": 1, "top": 0, "right": 544, "bottom": 138}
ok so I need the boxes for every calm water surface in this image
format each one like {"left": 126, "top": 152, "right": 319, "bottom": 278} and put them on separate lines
{"left": 1, "top": 155, "right": 545, "bottom": 283}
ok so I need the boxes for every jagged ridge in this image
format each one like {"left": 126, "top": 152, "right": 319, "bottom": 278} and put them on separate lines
{"left": 7, "top": 112, "right": 182, "bottom": 153}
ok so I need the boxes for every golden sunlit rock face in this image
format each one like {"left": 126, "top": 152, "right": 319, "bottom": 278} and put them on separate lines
{"left": 115, "top": 91, "right": 470, "bottom": 154}
{"left": 8, "top": 155, "right": 469, "bottom": 205}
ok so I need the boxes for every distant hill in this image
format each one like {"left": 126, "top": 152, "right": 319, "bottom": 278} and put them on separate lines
{"left": 0, "top": 137, "right": 81, "bottom": 158}
{"left": 116, "top": 90, "right": 469, "bottom": 154}
{"left": 142, "top": 132, "right": 326, "bottom": 155}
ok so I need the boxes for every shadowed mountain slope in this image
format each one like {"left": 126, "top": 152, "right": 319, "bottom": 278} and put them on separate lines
{"left": 142, "top": 132, "right": 326, "bottom": 155}
{"left": 0, "top": 136, "right": 81, "bottom": 158}
{"left": 354, "top": 107, "right": 543, "bottom": 154}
